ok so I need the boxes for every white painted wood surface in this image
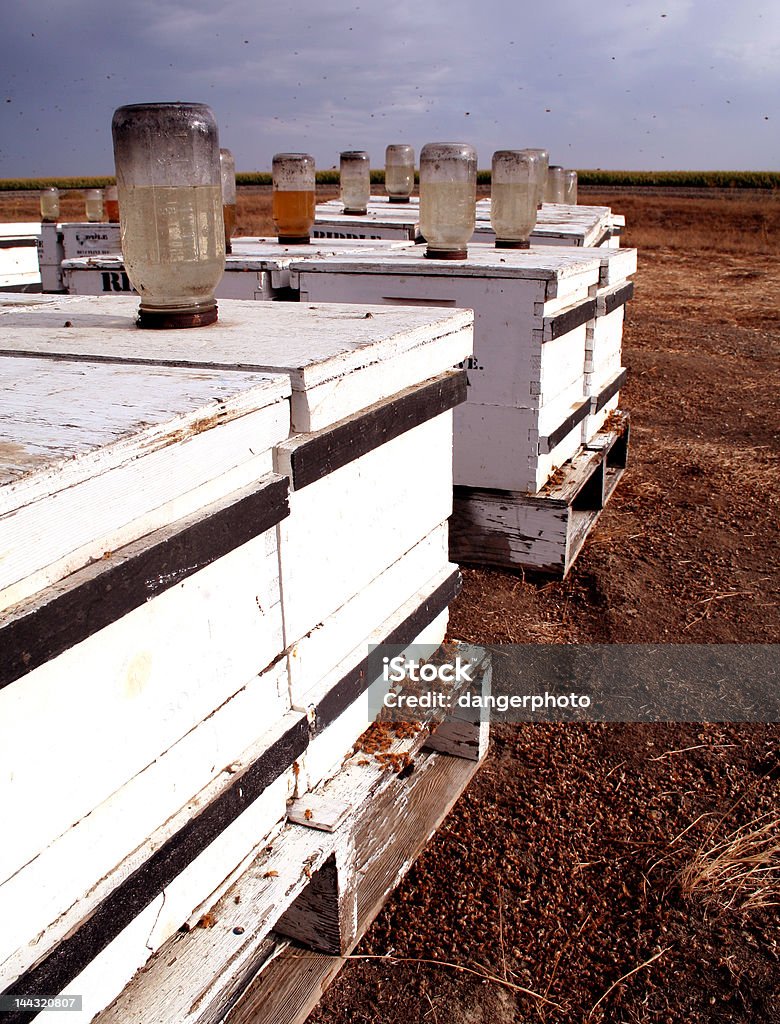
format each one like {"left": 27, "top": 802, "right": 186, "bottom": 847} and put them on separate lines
{"left": 33, "top": 766, "right": 296, "bottom": 1024}
{"left": 279, "top": 410, "right": 454, "bottom": 645}
{"left": 292, "top": 246, "right": 602, "bottom": 490}
{"left": 59, "top": 222, "right": 121, "bottom": 258}
{"left": 0, "top": 295, "right": 473, "bottom": 433}
{"left": 287, "top": 522, "right": 449, "bottom": 704}
{"left": 301, "top": 605, "right": 450, "bottom": 791}
{"left": 60, "top": 238, "right": 415, "bottom": 299}
{"left": 0, "top": 353, "right": 290, "bottom": 609}
{"left": 454, "top": 383, "right": 588, "bottom": 492}
{"left": 293, "top": 251, "right": 598, "bottom": 408}
{"left": 0, "top": 518, "right": 286, "bottom": 888}
{"left": 0, "top": 657, "right": 291, "bottom": 982}
{"left": 474, "top": 201, "right": 615, "bottom": 247}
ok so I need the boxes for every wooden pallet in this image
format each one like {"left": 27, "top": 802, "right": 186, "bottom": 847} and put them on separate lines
{"left": 93, "top": 647, "right": 490, "bottom": 1024}
{"left": 450, "top": 410, "right": 630, "bottom": 577}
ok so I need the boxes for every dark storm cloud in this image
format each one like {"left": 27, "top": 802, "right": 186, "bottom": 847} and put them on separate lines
{"left": 0, "top": 0, "right": 777, "bottom": 176}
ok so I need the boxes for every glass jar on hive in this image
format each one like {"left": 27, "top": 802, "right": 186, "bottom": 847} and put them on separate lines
{"left": 384, "top": 144, "right": 414, "bottom": 203}
{"left": 220, "top": 148, "right": 236, "bottom": 254}
{"left": 40, "top": 187, "right": 60, "bottom": 223}
{"left": 522, "top": 148, "right": 549, "bottom": 208}
{"left": 340, "top": 150, "right": 370, "bottom": 214}
{"left": 491, "top": 150, "right": 538, "bottom": 249}
{"left": 272, "top": 153, "right": 315, "bottom": 244}
{"left": 111, "top": 102, "right": 225, "bottom": 328}
{"left": 419, "top": 142, "right": 477, "bottom": 259}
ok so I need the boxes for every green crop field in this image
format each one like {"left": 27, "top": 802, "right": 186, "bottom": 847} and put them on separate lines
{"left": 1, "top": 170, "right": 778, "bottom": 192}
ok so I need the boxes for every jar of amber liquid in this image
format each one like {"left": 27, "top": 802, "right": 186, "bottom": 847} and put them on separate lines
{"left": 272, "top": 153, "right": 315, "bottom": 244}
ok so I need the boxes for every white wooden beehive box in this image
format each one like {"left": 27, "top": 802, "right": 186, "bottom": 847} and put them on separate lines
{"left": 473, "top": 200, "right": 618, "bottom": 248}
{"left": 290, "top": 243, "right": 604, "bottom": 492}
{"left": 0, "top": 308, "right": 296, "bottom": 1020}
{"left": 0, "top": 223, "right": 41, "bottom": 292}
{"left": 59, "top": 222, "right": 121, "bottom": 258}
{"left": 60, "top": 236, "right": 414, "bottom": 300}
{"left": 313, "top": 201, "right": 419, "bottom": 240}
{"left": 36, "top": 223, "right": 65, "bottom": 292}
{"left": 0, "top": 293, "right": 472, "bottom": 1021}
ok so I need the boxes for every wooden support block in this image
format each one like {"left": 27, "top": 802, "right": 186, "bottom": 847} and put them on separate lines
{"left": 450, "top": 411, "right": 630, "bottom": 577}
{"left": 425, "top": 653, "right": 492, "bottom": 762}
{"left": 288, "top": 796, "right": 351, "bottom": 832}
{"left": 275, "top": 853, "right": 357, "bottom": 956}
{"left": 90, "top": 739, "right": 484, "bottom": 1024}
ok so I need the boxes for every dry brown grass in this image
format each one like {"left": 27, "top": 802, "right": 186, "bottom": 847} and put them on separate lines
{"left": 586, "top": 190, "right": 780, "bottom": 254}
{"left": 678, "top": 813, "right": 780, "bottom": 914}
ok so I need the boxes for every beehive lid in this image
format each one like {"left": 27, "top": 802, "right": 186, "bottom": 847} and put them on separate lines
{"left": 0, "top": 319, "right": 291, "bottom": 610}
{"left": 314, "top": 204, "right": 420, "bottom": 229}
{"left": 474, "top": 202, "right": 613, "bottom": 246}
{"left": 290, "top": 242, "right": 602, "bottom": 283}
{"left": 0, "top": 294, "right": 473, "bottom": 432}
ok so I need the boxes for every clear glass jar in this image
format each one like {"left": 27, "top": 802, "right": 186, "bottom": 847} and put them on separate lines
{"left": 111, "top": 102, "right": 225, "bottom": 329}
{"left": 104, "top": 185, "right": 120, "bottom": 223}
{"left": 219, "top": 148, "right": 236, "bottom": 254}
{"left": 40, "top": 187, "right": 60, "bottom": 223}
{"left": 340, "top": 151, "right": 370, "bottom": 214}
{"left": 385, "top": 144, "right": 414, "bottom": 203}
{"left": 419, "top": 142, "right": 477, "bottom": 259}
{"left": 272, "top": 153, "right": 315, "bottom": 243}
{"left": 545, "top": 165, "right": 566, "bottom": 204}
{"left": 491, "top": 150, "right": 538, "bottom": 248}
{"left": 563, "top": 169, "right": 578, "bottom": 205}
{"left": 85, "top": 189, "right": 104, "bottom": 222}
{"left": 522, "top": 148, "right": 549, "bottom": 208}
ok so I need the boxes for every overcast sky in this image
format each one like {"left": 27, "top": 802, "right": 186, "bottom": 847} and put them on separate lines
{"left": 1, "top": 0, "right": 777, "bottom": 177}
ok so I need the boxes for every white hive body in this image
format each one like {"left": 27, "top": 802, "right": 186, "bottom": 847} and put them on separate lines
{"left": 0, "top": 292, "right": 481, "bottom": 1022}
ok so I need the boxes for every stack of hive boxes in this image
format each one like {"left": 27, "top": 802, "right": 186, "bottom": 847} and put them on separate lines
{"left": 290, "top": 245, "right": 604, "bottom": 494}
{"left": 0, "top": 294, "right": 473, "bottom": 1021}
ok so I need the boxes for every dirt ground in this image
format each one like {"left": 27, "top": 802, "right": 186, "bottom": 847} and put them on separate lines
{"left": 1, "top": 187, "right": 777, "bottom": 1022}
{"left": 306, "top": 190, "right": 780, "bottom": 1023}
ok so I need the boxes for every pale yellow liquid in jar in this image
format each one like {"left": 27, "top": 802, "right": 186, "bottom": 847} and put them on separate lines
{"left": 272, "top": 190, "right": 315, "bottom": 237}
{"left": 40, "top": 194, "right": 59, "bottom": 222}
{"left": 85, "top": 197, "right": 104, "bottom": 222}
{"left": 118, "top": 184, "right": 225, "bottom": 311}
{"left": 385, "top": 165, "right": 414, "bottom": 197}
{"left": 341, "top": 176, "right": 369, "bottom": 212}
{"left": 419, "top": 181, "right": 475, "bottom": 250}
{"left": 491, "top": 183, "right": 536, "bottom": 241}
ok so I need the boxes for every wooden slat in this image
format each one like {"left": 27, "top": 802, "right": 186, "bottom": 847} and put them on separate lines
{"left": 544, "top": 296, "right": 597, "bottom": 341}
{"left": 0, "top": 715, "right": 309, "bottom": 1017}
{"left": 0, "top": 475, "right": 289, "bottom": 691}
{"left": 602, "top": 281, "right": 634, "bottom": 316}
{"left": 592, "top": 368, "right": 627, "bottom": 414}
{"left": 227, "top": 753, "right": 480, "bottom": 1024}
{"left": 542, "top": 397, "right": 592, "bottom": 453}
{"left": 278, "top": 370, "right": 466, "bottom": 490}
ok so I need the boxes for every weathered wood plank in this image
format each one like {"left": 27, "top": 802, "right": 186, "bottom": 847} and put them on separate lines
{"left": 279, "top": 411, "right": 454, "bottom": 645}
{"left": 0, "top": 715, "right": 307, "bottom": 1011}
{"left": 0, "top": 474, "right": 288, "bottom": 690}
{"left": 450, "top": 412, "right": 630, "bottom": 576}
{"left": 0, "top": 661, "right": 290, "bottom": 980}
{"left": 276, "top": 370, "right": 466, "bottom": 490}
{"left": 0, "top": 295, "right": 472, "bottom": 433}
